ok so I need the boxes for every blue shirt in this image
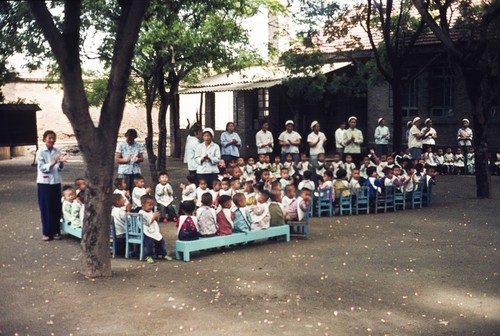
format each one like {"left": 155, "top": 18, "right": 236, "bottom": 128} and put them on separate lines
{"left": 36, "top": 144, "right": 64, "bottom": 184}
{"left": 115, "top": 141, "right": 142, "bottom": 175}
{"left": 233, "top": 207, "right": 252, "bottom": 233}
{"left": 220, "top": 131, "right": 241, "bottom": 157}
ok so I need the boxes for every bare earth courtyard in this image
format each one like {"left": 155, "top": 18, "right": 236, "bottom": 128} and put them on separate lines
{"left": 0, "top": 155, "right": 499, "bottom": 336}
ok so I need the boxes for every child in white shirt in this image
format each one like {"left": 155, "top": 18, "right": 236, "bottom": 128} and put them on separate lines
{"left": 282, "top": 185, "right": 297, "bottom": 221}
{"left": 196, "top": 179, "right": 211, "bottom": 207}
{"left": 155, "top": 171, "right": 177, "bottom": 222}
{"left": 111, "top": 194, "right": 131, "bottom": 256}
{"left": 132, "top": 175, "right": 151, "bottom": 212}
{"left": 196, "top": 193, "right": 218, "bottom": 237}
{"left": 113, "top": 177, "right": 130, "bottom": 210}
{"left": 298, "top": 170, "right": 315, "bottom": 191}
{"left": 139, "top": 195, "right": 172, "bottom": 263}
{"left": 249, "top": 190, "right": 271, "bottom": 230}
{"left": 344, "top": 154, "right": 356, "bottom": 179}
{"left": 180, "top": 174, "right": 197, "bottom": 203}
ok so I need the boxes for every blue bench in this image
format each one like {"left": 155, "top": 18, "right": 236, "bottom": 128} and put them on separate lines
{"left": 60, "top": 220, "right": 82, "bottom": 239}
{"left": 175, "top": 225, "right": 290, "bottom": 262}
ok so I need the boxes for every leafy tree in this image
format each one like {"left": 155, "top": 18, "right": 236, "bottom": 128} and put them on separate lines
{"left": 24, "top": 0, "right": 148, "bottom": 277}
{"left": 412, "top": 0, "right": 500, "bottom": 198}
{"left": 93, "top": 0, "right": 284, "bottom": 181}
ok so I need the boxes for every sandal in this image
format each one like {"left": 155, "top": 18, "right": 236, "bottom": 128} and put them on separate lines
{"left": 42, "top": 235, "right": 50, "bottom": 241}
{"left": 53, "top": 234, "right": 61, "bottom": 240}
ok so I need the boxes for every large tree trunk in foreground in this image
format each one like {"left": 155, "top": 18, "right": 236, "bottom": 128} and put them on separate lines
{"left": 29, "top": 0, "right": 149, "bottom": 277}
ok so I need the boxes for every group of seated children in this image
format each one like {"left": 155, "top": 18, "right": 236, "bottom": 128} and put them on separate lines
{"left": 61, "top": 178, "right": 87, "bottom": 228}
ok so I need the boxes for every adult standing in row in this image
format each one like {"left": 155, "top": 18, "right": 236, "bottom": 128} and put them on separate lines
{"left": 278, "top": 120, "right": 301, "bottom": 163}
{"left": 195, "top": 128, "right": 221, "bottom": 188}
{"left": 184, "top": 123, "right": 202, "bottom": 178}
{"left": 220, "top": 122, "right": 241, "bottom": 164}
{"left": 421, "top": 118, "right": 438, "bottom": 152}
{"left": 335, "top": 121, "right": 346, "bottom": 156}
{"left": 457, "top": 118, "right": 473, "bottom": 167}
{"left": 343, "top": 116, "right": 363, "bottom": 165}
{"left": 408, "top": 117, "right": 424, "bottom": 160}
{"left": 36, "top": 130, "right": 68, "bottom": 241}
{"left": 374, "top": 117, "right": 390, "bottom": 156}
{"left": 307, "top": 121, "right": 327, "bottom": 166}
{"left": 115, "top": 129, "right": 143, "bottom": 194}
{"left": 255, "top": 119, "right": 274, "bottom": 156}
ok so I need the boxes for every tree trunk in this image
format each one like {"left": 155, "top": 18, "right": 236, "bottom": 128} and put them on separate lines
{"left": 463, "top": 68, "right": 491, "bottom": 198}
{"left": 28, "top": 0, "right": 149, "bottom": 277}
{"left": 144, "top": 76, "right": 158, "bottom": 183}
{"left": 170, "top": 78, "right": 181, "bottom": 158}
{"left": 157, "top": 69, "right": 170, "bottom": 172}
{"left": 391, "top": 76, "right": 403, "bottom": 154}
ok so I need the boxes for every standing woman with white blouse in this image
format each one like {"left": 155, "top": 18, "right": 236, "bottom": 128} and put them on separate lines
{"left": 307, "top": 121, "right": 327, "bottom": 166}
{"left": 36, "top": 130, "right": 68, "bottom": 241}
{"left": 421, "top": 118, "right": 438, "bottom": 152}
{"left": 278, "top": 120, "right": 302, "bottom": 163}
{"left": 184, "top": 123, "right": 202, "bottom": 178}
{"left": 194, "top": 128, "right": 221, "bottom": 189}
{"left": 374, "top": 117, "right": 390, "bottom": 156}
{"left": 457, "top": 118, "right": 473, "bottom": 167}
{"left": 255, "top": 119, "right": 274, "bottom": 157}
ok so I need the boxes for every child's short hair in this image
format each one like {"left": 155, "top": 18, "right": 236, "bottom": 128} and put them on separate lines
{"left": 382, "top": 166, "right": 392, "bottom": 175}
{"left": 303, "top": 170, "right": 312, "bottom": 179}
{"left": 270, "top": 180, "right": 281, "bottom": 190}
{"left": 300, "top": 187, "right": 311, "bottom": 195}
{"left": 232, "top": 193, "right": 246, "bottom": 206}
{"left": 134, "top": 175, "right": 145, "bottom": 184}
{"left": 75, "top": 178, "right": 85, "bottom": 186}
{"left": 201, "top": 192, "right": 213, "bottom": 206}
{"left": 212, "top": 180, "right": 221, "bottom": 188}
{"left": 323, "top": 170, "right": 333, "bottom": 179}
{"left": 111, "top": 193, "right": 123, "bottom": 207}
{"left": 158, "top": 171, "right": 169, "bottom": 178}
{"left": 198, "top": 178, "right": 207, "bottom": 185}
{"left": 260, "top": 168, "right": 270, "bottom": 174}
{"left": 280, "top": 167, "right": 289, "bottom": 172}
{"left": 186, "top": 174, "right": 197, "bottom": 184}
{"left": 218, "top": 194, "right": 232, "bottom": 207}
{"left": 284, "top": 184, "right": 295, "bottom": 195}
{"left": 259, "top": 190, "right": 270, "bottom": 202}
{"left": 269, "top": 189, "right": 282, "bottom": 202}
{"left": 336, "top": 168, "right": 347, "bottom": 179}
{"left": 114, "top": 177, "right": 125, "bottom": 188}
{"left": 366, "top": 166, "right": 377, "bottom": 176}
{"left": 140, "top": 194, "right": 155, "bottom": 205}
{"left": 415, "top": 163, "right": 424, "bottom": 172}
{"left": 181, "top": 200, "right": 195, "bottom": 214}
{"left": 221, "top": 177, "right": 230, "bottom": 184}
{"left": 62, "top": 185, "right": 74, "bottom": 193}
{"left": 253, "top": 182, "right": 264, "bottom": 192}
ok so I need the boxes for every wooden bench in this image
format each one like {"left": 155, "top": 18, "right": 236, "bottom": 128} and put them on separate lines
{"left": 175, "top": 225, "right": 290, "bottom": 262}
{"left": 60, "top": 220, "right": 82, "bottom": 239}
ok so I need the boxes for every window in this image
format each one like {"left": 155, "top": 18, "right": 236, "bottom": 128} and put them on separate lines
{"left": 257, "top": 88, "right": 269, "bottom": 118}
{"left": 389, "top": 69, "right": 419, "bottom": 117}
{"left": 430, "top": 67, "right": 454, "bottom": 117}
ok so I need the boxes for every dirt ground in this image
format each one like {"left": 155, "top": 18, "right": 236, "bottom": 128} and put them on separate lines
{"left": 0, "top": 154, "right": 499, "bottom": 336}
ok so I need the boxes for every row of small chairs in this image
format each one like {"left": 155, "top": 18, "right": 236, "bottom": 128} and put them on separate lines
{"left": 313, "top": 182, "right": 432, "bottom": 217}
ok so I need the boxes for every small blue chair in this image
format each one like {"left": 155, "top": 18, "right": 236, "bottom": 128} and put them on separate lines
{"left": 316, "top": 188, "right": 334, "bottom": 217}
{"left": 338, "top": 189, "right": 352, "bottom": 216}
{"left": 288, "top": 202, "right": 312, "bottom": 239}
{"left": 355, "top": 186, "right": 370, "bottom": 215}
{"left": 111, "top": 217, "right": 117, "bottom": 258}
{"left": 422, "top": 179, "right": 434, "bottom": 206}
{"left": 125, "top": 213, "right": 144, "bottom": 260}
{"left": 375, "top": 186, "right": 395, "bottom": 213}
{"left": 394, "top": 185, "right": 406, "bottom": 210}
{"left": 410, "top": 182, "right": 423, "bottom": 209}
